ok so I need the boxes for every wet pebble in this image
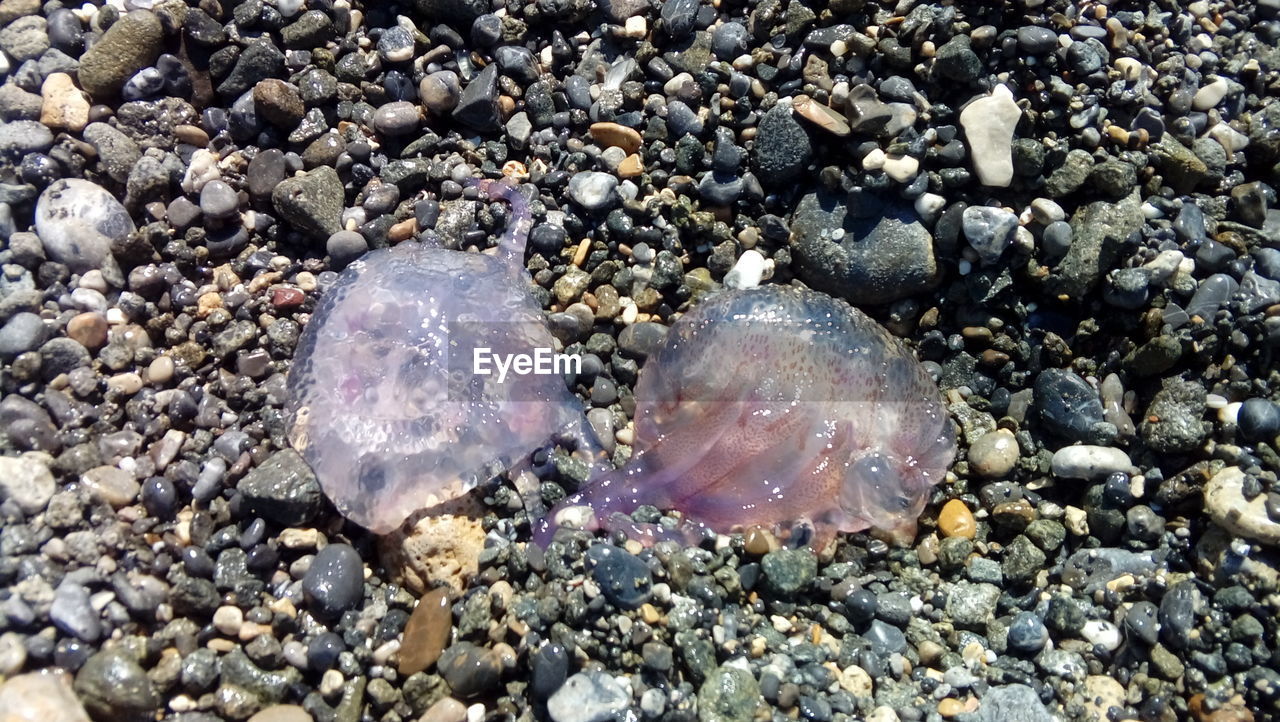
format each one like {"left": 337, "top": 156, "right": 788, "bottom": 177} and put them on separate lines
{"left": 301, "top": 543, "right": 364, "bottom": 619}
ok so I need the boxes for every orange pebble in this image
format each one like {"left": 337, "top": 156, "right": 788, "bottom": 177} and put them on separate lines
{"left": 938, "top": 499, "right": 976, "bottom": 539}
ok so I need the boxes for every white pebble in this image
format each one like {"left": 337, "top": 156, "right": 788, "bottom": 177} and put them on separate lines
{"left": 724, "top": 249, "right": 766, "bottom": 290}
{"left": 1192, "top": 77, "right": 1229, "bottom": 110}
{"left": 861, "top": 148, "right": 886, "bottom": 171}
{"left": 881, "top": 154, "right": 919, "bottom": 183}
{"left": 1081, "top": 619, "right": 1122, "bottom": 651}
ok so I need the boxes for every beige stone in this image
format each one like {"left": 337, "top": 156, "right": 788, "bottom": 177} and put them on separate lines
{"left": 40, "top": 73, "right": 90, "bottom": 132}
{"left": 379, "top": 493, "right": 487, "bottom": 594}
{"left": 0, "top": 670, "right": 92, "bottom": 722}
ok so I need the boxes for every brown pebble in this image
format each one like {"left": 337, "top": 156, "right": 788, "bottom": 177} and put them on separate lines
{"left": 937, "top": 698, "right": 965, "bottom": 718}
{"left": 744, "top": 526, "right": 775, "bottom": 556}
{"left": 617, "top": 153, "right": 644, "bottom": 178}
{"left": 588, "top": 122, "right": 643, "bottom": 154}
{"left": 398, "top": 587, "right": 452, "bottom": 676}
{"left": 270, "top": 287, "right": 305, "bottom": 309}
{"left": 174, "top": 124, "right": 210, "bottom": 147}
{"left": 388, "top": 217, "right": 418, "bottom": 242}
{"left": 937, "top": 499, "right": 976, "bottom": 539}
{"left": 66, "top": 312, "right": 108, "bottom": 349}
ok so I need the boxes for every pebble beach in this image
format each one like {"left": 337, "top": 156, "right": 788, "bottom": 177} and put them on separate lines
{"left": 1, "top": 0, "right": 1279, "bottom": 720}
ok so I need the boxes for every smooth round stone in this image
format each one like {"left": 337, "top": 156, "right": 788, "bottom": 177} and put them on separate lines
{"left": 530, "top": 642, "right": 569, "bottom": 699}
{"left": 301, "top": 543, "right": 364, "bottom": 619}
{"left": 712, "top": 21, "right": 748, "bottom": 59}
{"left": 586, "top": 544, "right": 653, "bottom": 609}
{"left": 326, "top": 230, "right": 368, "bottom": 268}
{"left": 141, "top": 476, "right": 177, "bottom": 518}
{"left": 200, "top": 180, "right": 240, "bottom": 220}
{"left": 1017, "top": 26, "right": 1058, "bottom": 54}
{"left": 567, "top": 171, "right": 619, "bottom": 211}
{"left": 1041, "top": 220, "right": 1072, "bottom": 255}
{"left": 1007, "top": 612, "right": 1048, "bottom": 653}
{"left": 1238, "top": 398, "right": 1280, "bottom": 442}
{"left": 1050, "top": 445, "right": 1131, "bottom": 480}
{"left": 0, "top": 312, "right": 48, "bottom": 357}
{"left": 438, "top": 642, "right": 502, "bottom": 699}
{"left": 35, "top": 178, "right": 134, "bottom": 274}
{"left": 307, "top": 632, "right": 344, "bottom": 672}
{"left": 74, "top": 648, "right": 158, "bottom": 721}
{"left": 419, "top": 70, "right": 461, "bottom": 115}
{"left": 372, "top": 100, "right": 420, "bottom": 136}
{"left": 470, "top": 14, "right": 502, "bottom": 46}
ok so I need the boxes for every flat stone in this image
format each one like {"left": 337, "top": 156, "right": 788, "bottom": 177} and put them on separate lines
{"left": 398, "top": 587, "right": 452, "bottom": 675}
{"left": 1049, "top": 192, "right": 1143, "bottom": 298}
{"left": 35, "top": 178, "right": 133, "bottom": 274}
{"left": 271, "top": 166, "right": 344, "bottom": 237}
{"left": 790, "top": 189, "right": 940, "bottom": 304}
{"left": 1206, "top": 466, "right": 1280, "bottom": 547}
{"left": 960, "top": 84, "right": 1021, "bottom": 187}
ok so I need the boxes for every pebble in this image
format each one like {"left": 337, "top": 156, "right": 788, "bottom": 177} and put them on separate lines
{"left": 420, "top": 70, "right": 461, "bottom": 114}
{"left": 724, "top": 249, "right": 767, "bottom": 290}
{"left": 398, "top": 587, "right": 452, "bottom": 675}
{"left": 0, "top": 14, "right": 46, "bottom": 61}
{"left": 752, "top": 103, "right": 813, "bottom": 185}
{"left": 438, "top": 642, "right": 503, "bottom": 699}
{"left": 272, "top": 166, "right": 345, "bottom": 237}
{"left": 791, "top": 191, "right": 939, "bottom": 304}
{"left": 562, "top": 174, "right": 623, "bottom": 217}
{"left": 49, "top": 582, "right": 99, "bottom": 642}
{"left": 247, "top": 705, "right": 313, "bottom": 722}
{"left": 589, "top": 122, "right": 642, "bottom": 153}
{"left": 302, "top": 543, "right": 364, "bottom": 618}
{"left": 1205, "top": 466, "right": 1280, "bottom": 546}
{"left": 698, "top": 665, "right": 762, "bottom": 722}
{"left": 373, "top": 100, "right": 421, "bottom": 136}
{"left": 0, "top": 670, "right": 92, "bottom": 722}
{"left": 76, "top": 10, "right": 163, "bottom": 98}
{"left": 1, "top": 312, "right": 48, "bottom": 357}
{"left": 1192, "top": 77, "right": 1230, "bottom": 110}
{"left": 73, "top": 648, "right": 158, "bottom": 721}
{"left": 39, "top": 73, "right": 89, "bottom": 132}
{"left": 1237, "top": 398, "right": 1280, "bottom": 442}
{"left": 1050, "top": 446, "right": 1132, "bottom": 480}
{"left": 546, "top": 671, "right": 631, "bottom": 722}
{"left": 81, "top": 465, "right": 139, "bottom": 507}
{"left": 1007, "top": 612, "right": 1049, "bottom": 653}
{"left": 962, "top": 206, "right": 1019, "bottom": 265}
{"left": 586, "top": 544, "right": 653, "bottom": 609}
{"left": 418, "top": 698, "right": 467, "bottom": 722}
{"left": 960, "top": 85, "right": 1021, "bottom": 187}
{"left": 35, "top": 178, "right": 134, "bottom": 274}
{"left": 761, "top": 548, "right": 817, "bottom": 596}
{"left": 938, "top": 499, "right": 977, "bottom": 539}
{"left": 200, "top": 180, "right": 240, "bottom": 220}
{"left": 0, "top": 454, "right": 55, "bottom": 514}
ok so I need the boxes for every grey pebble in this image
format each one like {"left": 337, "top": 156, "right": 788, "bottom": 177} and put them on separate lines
{"left": 302, "top": 543, "right": 364, "bottom": 618}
